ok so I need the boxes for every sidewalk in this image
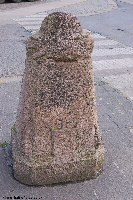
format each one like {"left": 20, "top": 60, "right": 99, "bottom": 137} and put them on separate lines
{"left": 1, "top": 0, "right": 133, "bottom": 199}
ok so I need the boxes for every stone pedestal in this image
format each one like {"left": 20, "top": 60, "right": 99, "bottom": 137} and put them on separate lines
{"left": 11, "top": 12, "right": 104, "bottom": 186}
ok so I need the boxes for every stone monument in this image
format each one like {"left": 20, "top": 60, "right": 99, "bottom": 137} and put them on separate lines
{"left": 11, "top": 12, "right": 104, "bottom": 186}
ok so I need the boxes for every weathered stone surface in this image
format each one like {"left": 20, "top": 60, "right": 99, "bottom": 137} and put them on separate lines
{"left": 11, "top": 12, "right": 104, "bottom": 186}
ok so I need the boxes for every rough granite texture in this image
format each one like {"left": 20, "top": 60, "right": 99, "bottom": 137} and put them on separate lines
{"left": 11, "top": 12, "right": 104, "bottom": 186}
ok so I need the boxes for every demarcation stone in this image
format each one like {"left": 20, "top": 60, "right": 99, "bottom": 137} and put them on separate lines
{"left": 11, "top": 12, "right": 104, "bottom": 186}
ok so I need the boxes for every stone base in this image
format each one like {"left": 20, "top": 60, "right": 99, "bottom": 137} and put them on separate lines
{"left": 12, "top": 145, "right": 104, "bottom": 186}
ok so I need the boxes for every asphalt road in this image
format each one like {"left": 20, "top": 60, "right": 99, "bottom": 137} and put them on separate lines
{"left": 78, "top": 1, "right": 133, "bottom": 47}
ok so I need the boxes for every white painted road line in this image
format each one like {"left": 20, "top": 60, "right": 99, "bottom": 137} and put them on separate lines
{"left": 93, "top": 47, "right": 133, "bottom": 57}
{"left": 0, "top": 76, "right": 22, "bottom": 84}
{"left": 18, "top": 21, "right": 42, "bottom": 25}
{"left": 92, "top": 33, "right": 106, "bottom": 39}
{"left": 93, "top": 58, "right": 133, "bottom": 71}
{"left": 95, "top": 39, "right": 119, "bottom": 46}
{"left": 23, "top": 25, "right": 41, "bottom": 31}
{"left": 25, "top": 14, "right": 47, "bottom": 18}
{"left": 15, "top": 18, "right": 44, "bottom": 22}
{"left": 103, "top": 73, "right": 133, "bottom": 100}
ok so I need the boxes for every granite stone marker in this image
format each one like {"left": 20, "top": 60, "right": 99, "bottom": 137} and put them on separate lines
{"left": 11, "top": 12, "right": 104, "bottom": 186}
